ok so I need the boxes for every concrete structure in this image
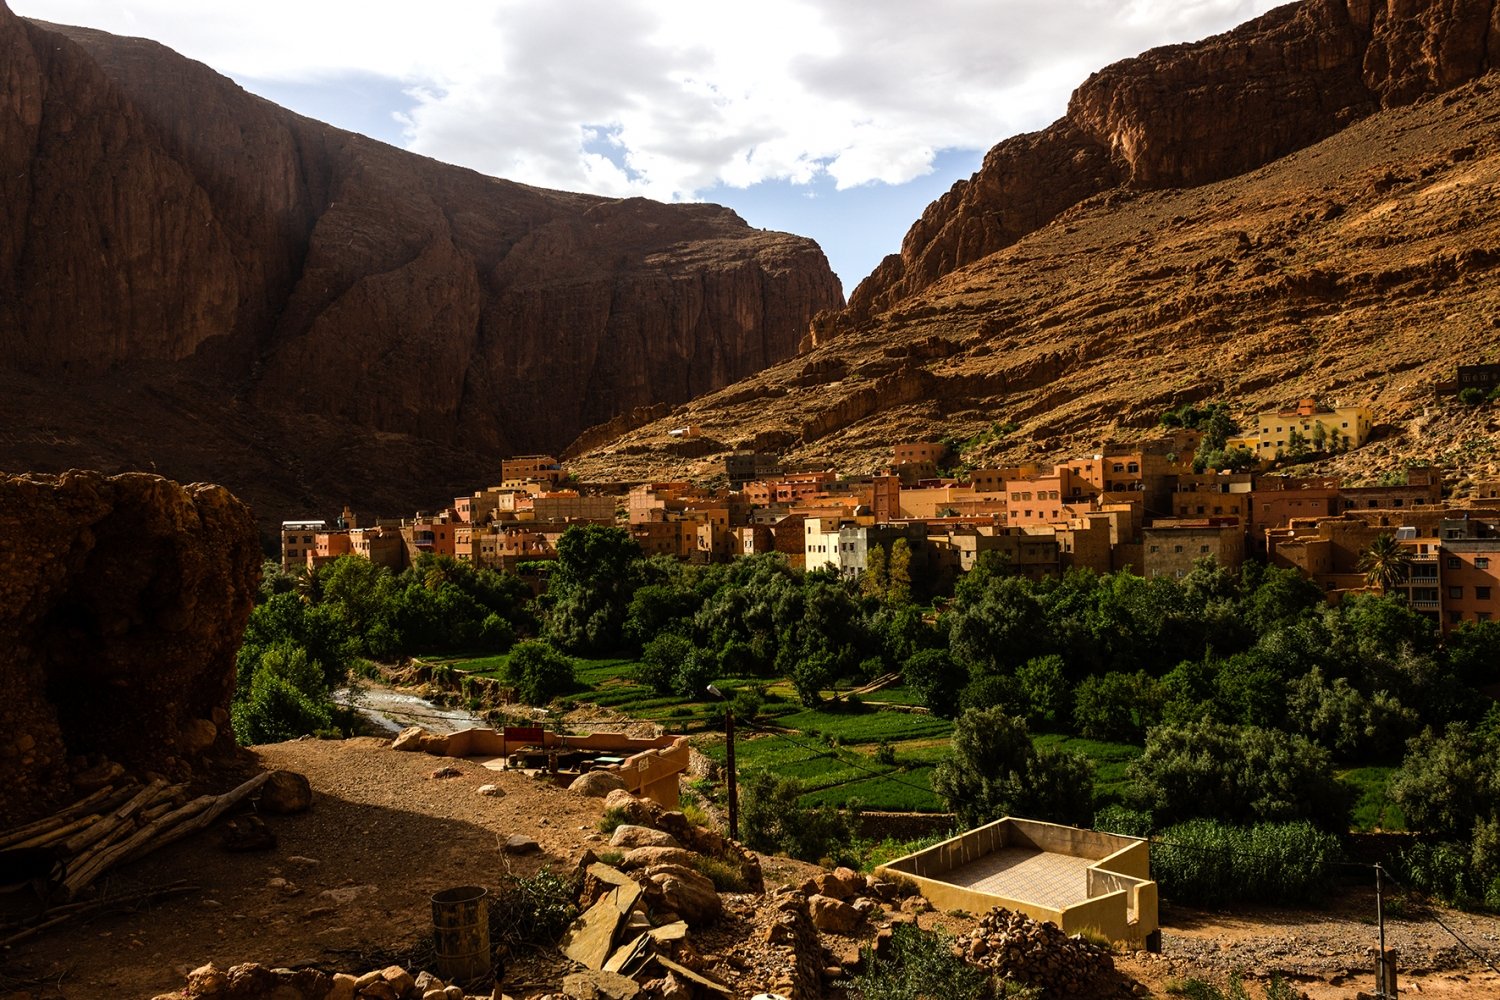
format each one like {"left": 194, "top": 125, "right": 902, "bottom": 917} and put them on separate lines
{"left": 279, "top": 520, "right": 326, "bottom": 571}
{"left": 876, "top": 817, "right": 1158, "bottom": 947}
{"left": 1142, "top": 519, "right": 1246, "bottom": 579}
{"left": 1252, "top": 398, "right": 1372, "bottom": 457}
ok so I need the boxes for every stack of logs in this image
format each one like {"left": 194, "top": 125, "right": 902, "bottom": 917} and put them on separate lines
{"left": 952, "top": 907, "right": 1140, "bottom": 1000}
{"left": 0, "top": 772, "right": 269, "bottom": 900}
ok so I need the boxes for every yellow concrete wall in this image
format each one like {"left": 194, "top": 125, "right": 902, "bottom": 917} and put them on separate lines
{"left": 875, "top": 817, "right": 1159, "bottom": 947}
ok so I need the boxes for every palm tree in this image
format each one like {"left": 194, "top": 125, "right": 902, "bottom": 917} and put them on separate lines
{"left": 1358, "top": 533, "right": 1412, "bottom": 595}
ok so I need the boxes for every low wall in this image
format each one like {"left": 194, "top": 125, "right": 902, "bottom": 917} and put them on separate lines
{"left": 395, "top": 727, "right": 689, "bottom": 810}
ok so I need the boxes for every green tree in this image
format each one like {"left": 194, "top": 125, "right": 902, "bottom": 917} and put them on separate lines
{"left": 637, "top": 633, "right": 691, "bottom": 695}
{"left": 504, "top": 640, "right": 577, "bottom": 705}
{"left": 887, "top": 538, "right": 913, "bottom": 605}
{"left": 861, "top": 544, "right": 889, "bottom": 600}
{"left": 542, "top": 525, "right": 644, "bottom": 654}
{"left": 1129, "top": 721, "right": 1349, "bottom": 830}
{"left": 1015, "top": 654, "right": 1070, "bottom": 729}
{"left": 931, "top": 708, "right": 1094, "bottom": 827}
{"left": 903, "top": 648, "right": 966, "bottom": 718}
{"left": 1073, "top": 670, "right": 1163, "bottom": 741}
{"left": 1357, "top": 533, "right": 1412, "bottom": 595}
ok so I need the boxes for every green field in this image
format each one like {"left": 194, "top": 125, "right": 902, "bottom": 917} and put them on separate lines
{"left": 1341, "top": 766, "right": 1408, "bottom": 832}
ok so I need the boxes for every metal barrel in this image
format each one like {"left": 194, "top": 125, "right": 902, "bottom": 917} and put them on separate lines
{"left": 430, "top": 885, "right": 490, "bottom": 985}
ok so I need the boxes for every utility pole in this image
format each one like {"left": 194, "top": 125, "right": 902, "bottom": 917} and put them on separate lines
{"left": 707, "top": 684, "right": 739, "bottom": 842}
{"left": 1375, "top": 863, "right": 1397, "bottom": 998}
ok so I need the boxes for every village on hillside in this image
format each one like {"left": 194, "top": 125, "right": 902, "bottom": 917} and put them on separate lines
{"left": 283, "top": 379, "right": 1500, "bottom": 634}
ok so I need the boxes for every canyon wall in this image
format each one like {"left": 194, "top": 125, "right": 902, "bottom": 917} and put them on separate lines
{"left": 0, "top": 1, "right": 841, "bottom": 522}
{"left": 846, "top": 0, "right": 1500, "bottom": 321}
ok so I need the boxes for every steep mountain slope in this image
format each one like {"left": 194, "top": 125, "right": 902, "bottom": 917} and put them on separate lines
{"left": 0, "top": 2, "right": 841, "bottom": 532}
{"left": 569, "top": 0, "right": 1500, "bottom": 485}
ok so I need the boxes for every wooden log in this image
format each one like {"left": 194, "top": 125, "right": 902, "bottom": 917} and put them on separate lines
{"left": 0, "top": 786, "right": 124, "bottom": 850}
{"left": 59, "top": 781, "right": 170, "bottom": 857}
{"left": 5, "top": 813, "right": 100, "bottom": 852}
{"left": 62, "top": 773, "right": 270, "bottom": 897}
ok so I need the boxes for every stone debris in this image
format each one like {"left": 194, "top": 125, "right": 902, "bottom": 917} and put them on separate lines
{"left": 952, "top": 907, "right": 1140, "bottom": 999}
{"left": 569, "top": 771, "right": 630, "bottom": 798}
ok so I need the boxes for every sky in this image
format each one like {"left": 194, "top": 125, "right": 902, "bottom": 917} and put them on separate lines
{"left": 18, "top": 0, "right": 1287, "bottom": 293}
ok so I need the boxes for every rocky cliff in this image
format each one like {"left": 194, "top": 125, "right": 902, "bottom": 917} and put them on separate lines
{"left": 0, "top": 2, "right": 841, "bottom": 528}
{"left": 570, "top": 0, "right": 1500, "bottom": 486}
{"left": 844, "top": 0, "right": 1500, "bottom": 322}
{"left": 0, "top": 472, "right": 259, "bottom": 827}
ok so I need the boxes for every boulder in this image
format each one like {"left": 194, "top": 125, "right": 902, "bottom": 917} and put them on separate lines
{"left": 503, "top": 834, "right": 540, "bottom": 855}
{"left": 477, "top": 784, "right": 506, "bottom": 798}
{"left": 814, "top": 866, "right": 865, "bottom": 901}
{"left": 619, "top": 846, "right": 700, "bottom": 871}
{"left": 562, "top": 970, "right": 641, "bottom": 1000}
{"left": 645, "top": 864, "right": 722, "bottom": 926}
{"left": 609, "top": 825, "right": 681, "bottom": 850}
{"left": 392, "top": 727, "right": 426, "bottom": 751}
{"left": 259, "top": 770, "right": 313, "bottom": 814}
{"left": 184, "top": 963, "right": 227, "bottom": 997}
{"left": 601, "top": 788, "right": 652, "bottom": 824}
{"left": 808, "top": 893, "right": 863, "bottom": 934}
{"left": 179, "top": 719, "right": 219, "bottom": 755}
{"left": 570, "top": 771, "right": 629, "bottom": 798}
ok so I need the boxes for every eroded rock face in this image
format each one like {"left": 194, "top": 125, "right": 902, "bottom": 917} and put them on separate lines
{"left": 0, "top": 471, "right": 259, "bottom": 826}
{"left": 0, "top": 1, "right": 842, "bottom": 525}
{"left": 848, "top": 0, "right": 1500, "bottom": 319}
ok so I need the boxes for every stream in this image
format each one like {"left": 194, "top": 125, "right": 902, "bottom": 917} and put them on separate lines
{"left": 334, "top": 683, "right": 492, "bottom": 736}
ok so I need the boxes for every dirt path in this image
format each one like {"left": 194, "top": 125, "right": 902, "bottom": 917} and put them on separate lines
{"left": 1121, "top": 892, "right": 1500, "bottom": 998}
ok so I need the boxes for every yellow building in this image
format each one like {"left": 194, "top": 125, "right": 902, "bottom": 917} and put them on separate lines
{"left": 1251, "top": 398, "right": 1372, "bottom": 457}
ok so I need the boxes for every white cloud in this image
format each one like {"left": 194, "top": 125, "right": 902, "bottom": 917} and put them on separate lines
{"left": 15, "top": 0, "right": 1287, "bottom": 200}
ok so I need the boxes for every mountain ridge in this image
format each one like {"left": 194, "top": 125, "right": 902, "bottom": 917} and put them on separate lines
{"left": 570, "top": 0, "right": 1500, "bottom": 486}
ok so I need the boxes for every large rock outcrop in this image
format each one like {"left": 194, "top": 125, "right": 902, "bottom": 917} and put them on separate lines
{"left": 0, "top": 1, "right": 841, "bottom": 528}
{"left": 0, "top": 471, "right": 259, "bottom": 826}
{"left": 846, "top": 0, "right": 1500, "bottom": 321}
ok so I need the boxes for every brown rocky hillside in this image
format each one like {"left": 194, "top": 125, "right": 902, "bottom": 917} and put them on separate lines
{"left": 0, "top": 1, "right": 841, "bottom": 534}
{"left": 568, "top": 0, "right": 1500, "bottom": 486}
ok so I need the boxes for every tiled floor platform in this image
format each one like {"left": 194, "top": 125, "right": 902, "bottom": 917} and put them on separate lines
{"left": 940, "top": 846, "right": 1096, "bottom": 910}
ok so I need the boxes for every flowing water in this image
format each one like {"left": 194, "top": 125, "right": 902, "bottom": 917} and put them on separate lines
{"left": 334, "top": 683, "right": 490, "bottom": 736}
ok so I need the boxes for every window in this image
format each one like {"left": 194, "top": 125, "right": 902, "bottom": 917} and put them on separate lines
{"left": 1174, "top": 545, "right": 1184, "bottom": 553}
{"left": 1448, "top": 557, "right": 1462, "bottom": 569}
{"left": 1481, "top": 612, "right": 1493, "bottom": 622}
{"left": 1149, "top": 545, "right": 1159, "bottom": 553}
{"left": 1479, "top": 587, "right": 1493, "bottom": 601}
{"left": 1478, "top": 558, "right": 1491, "bottom": 569}
{"left": 1448, "top": 611, "right": 1462, "bottom": 624}
{"left": 1450, "top": 587, "right": 1465, "bottom": 600}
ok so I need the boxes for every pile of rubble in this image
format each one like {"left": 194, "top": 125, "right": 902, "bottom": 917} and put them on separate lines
{"left": 953, "top": 907, "right": 1140, "bottom": 1000}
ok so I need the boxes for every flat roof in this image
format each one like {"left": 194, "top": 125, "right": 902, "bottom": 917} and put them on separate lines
{"left": 940, "top": 846, "right": 1095, "bottom": 910}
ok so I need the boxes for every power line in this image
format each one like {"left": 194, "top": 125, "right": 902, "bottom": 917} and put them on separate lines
{"left": 1381, "top": 869, "right": 1500, "bottom": 977}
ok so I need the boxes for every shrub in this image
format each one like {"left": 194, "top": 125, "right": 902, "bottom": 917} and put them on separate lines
{"left": 839, "top": 923, "right": 999, "bottom": 1000}
{"left": 740, "top": 771, "right": 859, "bottom": 866}
{"left": 488, "top": 868, "right": 577, "bottom": 951}
{"left": 1152, "top": 819, "right": 1341, "bottom": 906}
{"left": 597, "top": 806, "right": 633, "bottom": 834}
{"left": 1093, "top": 805, "right": 1153, "bottom": 838}
{"left": 691, "top": 854, "right": 749, "bottom": 892}
{"left": 231, "top": 671, "right": 334, "bottom": 746}
{"left": 1459, "top": 387, "right": 1487, "bottom": 405}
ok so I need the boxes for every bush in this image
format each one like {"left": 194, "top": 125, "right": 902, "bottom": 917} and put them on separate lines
{"left": 1130, "top": 721, "right": 1350, "bottom": 830}
{"left": 740, "top": 771, "right": 859, "bottom": 866}
{"left": 1152, "top": 819, "right": 1341, "bottom": 906}
{"left": 488, "top": 868, "right": 577, "bottom": 951}
{"left": 839, "top": 923, "right": 998, "bottom": 1000}
{"left": 1093, "top": 805, "right": 1153, "bottom": 838}
{"left": 231, "top": 670, "right": 334, "bottom": 745}
{"left": 503, "top": 640, "right": 576, "bottom": 706}
{"left": 691, "top": 854, "right": 749, "bottom": 892}
{"left": 1459, "top": 387, "right": 1487, "bottom": 405}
